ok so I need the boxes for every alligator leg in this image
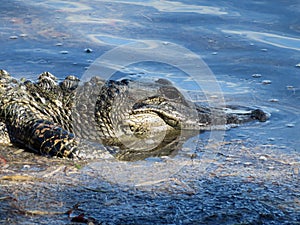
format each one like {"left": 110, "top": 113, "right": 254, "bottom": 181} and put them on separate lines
{"left": 0, "top": 70, "right": 78, "bottom": 158}
{"left": 3, "top": 102, "right": 78, "bottom": 158}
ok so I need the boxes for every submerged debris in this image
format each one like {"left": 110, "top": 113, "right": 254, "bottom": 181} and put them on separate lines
{"left": 84, "top": 48, "right": 93, "bottom": 53}
{"left": 252, "top": 73, "right": 262, "bottom": 78}
{"left": 268, "top": 98, "right": 279, "bottom": 102}
{"left": 9, "top": 35, "right": 18, "bottom": 39}
{"left": 262, "top": 80, "right": 272, "bottom": 85}
{"left": 285, "top": 123, "right": 295, "bottom": 128}
{"left": 59, "top": 50, "right": 69, "bottom": 54}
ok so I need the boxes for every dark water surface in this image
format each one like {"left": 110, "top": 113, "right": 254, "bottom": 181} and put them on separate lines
{"left": 1, "top": 1, "right": 300, "bottom": 224}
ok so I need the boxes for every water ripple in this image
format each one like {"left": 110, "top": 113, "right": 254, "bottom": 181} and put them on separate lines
{"left": 222, "top": 30, "right": 300, "bottom": 51}
{"left": 99, "top": 0, "right": 229, "bottom": 15}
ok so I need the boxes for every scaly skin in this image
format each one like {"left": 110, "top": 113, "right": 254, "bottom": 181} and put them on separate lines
{"left": 0, "top": 70, "right": 269, "bottom": 160}
{"left": 0, "top": 70, "right": 78, "bottom": 157}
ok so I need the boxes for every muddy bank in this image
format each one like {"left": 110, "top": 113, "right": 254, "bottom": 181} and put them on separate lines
{"left": 1, "top": 139, "right": 300, "bottom": 224}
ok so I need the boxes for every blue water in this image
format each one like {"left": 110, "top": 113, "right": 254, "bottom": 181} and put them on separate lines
{"left": 1, "top": 1, "right": 300, "bottom": 224}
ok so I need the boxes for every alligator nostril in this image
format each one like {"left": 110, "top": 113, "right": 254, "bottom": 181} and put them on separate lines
{"left": 251, "top": 109, "right": 269, "bottom": 122}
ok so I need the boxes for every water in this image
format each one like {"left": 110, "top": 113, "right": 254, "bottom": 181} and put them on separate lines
{"left": 1, "top": 1, "right": 300, "bottom": 224}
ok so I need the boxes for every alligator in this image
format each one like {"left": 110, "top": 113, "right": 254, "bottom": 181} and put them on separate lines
{"left": 0, "top": 70, "right": 268, "bottom": 161}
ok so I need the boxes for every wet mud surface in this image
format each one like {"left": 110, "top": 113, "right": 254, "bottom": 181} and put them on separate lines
{"left": 1, "top": 141, "right": 300, "bottom": 224}
{"left": 1, "top": 0, "right": 300, "bottom": 224}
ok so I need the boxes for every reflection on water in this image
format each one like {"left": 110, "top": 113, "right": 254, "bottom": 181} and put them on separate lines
{"left": 30, "top": 0, "right": 229, "bottom": 15}
{"left": 30, "top": 1, "right": 92, "bottom": 12}
{"left": 99, "top": 0, "right": 229, "bottom": 15}
{"left": 88, "top": 34, "right": 134, "bottom": 46}
{"left": 222, "top": 30, "right": 300, "bottom": 51}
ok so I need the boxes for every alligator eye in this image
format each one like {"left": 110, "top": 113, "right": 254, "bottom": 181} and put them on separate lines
{"left": 130, "top": 125, "right": 135, "bottom": 131}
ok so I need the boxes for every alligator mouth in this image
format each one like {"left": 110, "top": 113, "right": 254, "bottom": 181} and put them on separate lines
{"left": 131, "top": 95, "right": 199, "bottom": 130}
{"left": 131, "top": 108, "right": 181, "bottom": 129}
